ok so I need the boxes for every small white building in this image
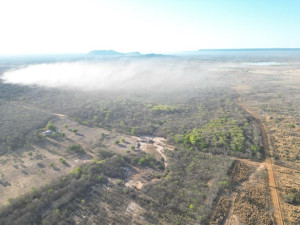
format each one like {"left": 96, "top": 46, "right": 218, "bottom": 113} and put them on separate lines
{"left": 43, "top": 130, "right": 54, "bottom": 136}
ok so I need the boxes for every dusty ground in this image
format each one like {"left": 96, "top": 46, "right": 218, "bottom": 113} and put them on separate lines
{"left": 275, "top": 165, "right": 300, "bottom": 224}
{"left": 0, "top": 116, "right": 139, "bottom": 206}
{"left": 125, "top": 136, "right": 173, "bottom": 189}
{"left": 206, "top": 61, "right": 300, "bottom": 224}
{"left": 0, "top": 114, "right": 173, "bottom": 208}
{"left": 238, "top": 96, "right": 284, "bottom": 225}
{"left": 138, "top": 136, "right": 174, "bottom": 167}
{"left": 227, "top": 62, "right": 300, "bottom": 225}
{"left": 210, "top": 160, "right": 274, "bottom": 225}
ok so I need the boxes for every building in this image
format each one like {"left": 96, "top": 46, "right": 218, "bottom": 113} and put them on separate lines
{"left": 42, "top": 130, "right": 54, "bottom": 136}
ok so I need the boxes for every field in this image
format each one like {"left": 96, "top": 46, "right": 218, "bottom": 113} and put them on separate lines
{"left": 227, "top": 62, "right": 300, "bottom": 224}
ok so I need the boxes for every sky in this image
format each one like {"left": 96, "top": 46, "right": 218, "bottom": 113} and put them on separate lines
{"left": 0, "top": 0, "right": 299, "bottom": 55}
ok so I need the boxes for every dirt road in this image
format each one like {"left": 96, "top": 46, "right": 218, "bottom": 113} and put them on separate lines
{"left": 237, "top": 96, "right": 284, "bottom": 225}
{"left": 10, "top": 101, "right": 71, "bottom": 119}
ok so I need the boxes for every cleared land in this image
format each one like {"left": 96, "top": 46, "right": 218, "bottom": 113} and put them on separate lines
{"left": 0, "top": 115, "right": 140, "bottom": 206}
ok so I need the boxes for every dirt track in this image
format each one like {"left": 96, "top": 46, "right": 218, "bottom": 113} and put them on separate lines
{"left": 10, "top": 102, "right": 71, "bottom": 119}
{"left": 237, "top": 96, "right": 284, "bottom": 225}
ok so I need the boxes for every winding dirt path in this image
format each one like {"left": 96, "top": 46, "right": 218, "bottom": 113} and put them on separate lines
{"left": 237, "top": 96, "right": 284, "bottom": 225}
{"left": 152, "top": 137, "right": 174, "bottom": 167}
{"left": 138, "top": 136, "right": 173, "bottom": 168}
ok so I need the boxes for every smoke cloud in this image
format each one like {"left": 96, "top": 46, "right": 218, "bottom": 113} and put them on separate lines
{"left": 1, "top": 58, "right": 215, "bottom": 92}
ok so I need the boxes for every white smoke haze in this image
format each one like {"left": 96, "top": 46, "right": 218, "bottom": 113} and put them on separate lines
{"left": 1, "top": 59, "right": 215, "bottom": 92}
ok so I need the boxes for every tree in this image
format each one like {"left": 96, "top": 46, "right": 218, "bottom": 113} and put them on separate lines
{"left": 46, "top": 122, "right": 56, "bottom": 131}
{"left": 72, "top": 129, "right": 78, "bottom": 133}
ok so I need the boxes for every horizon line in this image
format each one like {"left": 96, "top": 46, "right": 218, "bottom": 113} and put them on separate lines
{"left": 1, "top": 47, "right": 300, "bottom": 57}
{"left": 196, "top": 48, "right": 300, "bottom": 51}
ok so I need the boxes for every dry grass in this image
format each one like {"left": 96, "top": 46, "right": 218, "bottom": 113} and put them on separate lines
{"left": 0, "top": 116, "right": 139, "bottom": 206}
{"left": 228, "top": 62, "right": 300, "bottom": 225}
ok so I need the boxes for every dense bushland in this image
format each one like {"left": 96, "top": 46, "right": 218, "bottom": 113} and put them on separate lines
{"left": 0, "top": 81, "right": 262, "bottom": 159}
{"left": 141, "top": 150, "right": 233, "bottom": 224}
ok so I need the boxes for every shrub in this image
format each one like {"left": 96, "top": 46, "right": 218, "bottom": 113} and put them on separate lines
{"left": 7, "top": 198, "right": 13, "bottom": 204}
{"left": 50, "top": 132, "right": 59, "bottom": 137}
{"left": 218, "top": 180, "right": 228, "bottom": 187}
{"left": 287, "top": 124, "right": 295, "bottom": 128}
{"left": 59, "top": 158, "right": 67, "bottom": 164}
{"left": 72, "top": 129, "right": 78, "bottom": 133}
{"left": 68, "top": 144, "right": 85, "bottom": 154}
{"left": 71, "top": 167, "right": 82, "bottom": 174}
{"left": 137, "top": 154, "right": 156, "bottom": 166}
{"left": 30, "top": 187, "right": 37, "bottom": 194}
{"left": 250, "top": 145, "right": 258, "bottom": 153}
{"left": 131, "top": 128, "right": 135, "bottom": 135}
{"left": 284, "top": 190, "right": 300, "bottom": 205}
{"left": 46, "top": 122, "right": 56, "bottom": 131}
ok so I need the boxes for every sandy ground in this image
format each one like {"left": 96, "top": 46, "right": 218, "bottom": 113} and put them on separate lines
{"left": 0, "top": 116, "right": 139, "bottom": 206}
{"left": 238, "top": 96, "right": 284, "bottom": 225}
{"left": 124, "top": 136, "right": 173, "bottom": 189}
{"left": 231, "top": 62, "right": 300, "bottom": 224}
{"left": 0, "top": 113, "right": 173, "bottom": 207}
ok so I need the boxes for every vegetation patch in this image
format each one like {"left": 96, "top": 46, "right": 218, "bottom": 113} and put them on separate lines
{"left": 174, "top": 117, "right": 246, "bottom": 154}
{"left": 142, "top": 149, "right": 233, "bottom": 224}
{"left": 46, "top": 121, "right": 56, "bottom": 131}
{"left": 68, "top": 144, "right": 85, "bottom": 154}
{"left": 148, "top": 104, "right": 177, "bottom": 114}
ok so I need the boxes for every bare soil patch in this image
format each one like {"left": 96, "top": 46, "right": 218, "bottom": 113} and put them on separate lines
{"left": 210, "top": 160, "right": 274, "bottom": 225}
{"left": 0, "top": 116, "right": 139, "bottom": 206}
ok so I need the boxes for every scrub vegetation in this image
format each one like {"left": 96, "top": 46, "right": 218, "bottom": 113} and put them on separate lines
{"left": 0, "top": 53, "right": 299, "bottom": 224}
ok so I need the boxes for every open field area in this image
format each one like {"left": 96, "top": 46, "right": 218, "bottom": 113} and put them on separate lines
{"left": 0, "top": 115, "right": 143, "bottom": 206}
{"left": 0, "top": 51, "right": 299, "bottom": 224}
{"left": 228, "top": 62, "right": 300, "bottom": 225}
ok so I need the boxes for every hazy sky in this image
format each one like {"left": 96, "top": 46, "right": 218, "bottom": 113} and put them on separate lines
{"left": 0, "top": 0, "right": 299, "bottom": 54}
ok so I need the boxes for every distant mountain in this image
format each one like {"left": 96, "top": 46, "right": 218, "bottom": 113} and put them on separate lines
{"left": 89, "top": 50, "right": 122, "bottom": 55}
{"left": 143, "top": 53, "right": 166, "bottom": 57}
{"left": 89, "top": 50, "right": 141, "bottom": 56}
{"left": 124, "top": 51, "right": 142, "bottom": 56}
{"left": 89, "top": 50, "right": 167, "bottom": 57}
